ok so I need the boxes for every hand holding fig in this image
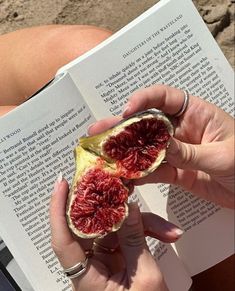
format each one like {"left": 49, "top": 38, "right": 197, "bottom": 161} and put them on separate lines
{"left": 67, "top": 110, "right": 174, "bottom": 238}
{"left": 50, "top": 178, "right": 181, "bottom": 291}
{"left": 121, "top": 85, "right": 234, "bottom": 209}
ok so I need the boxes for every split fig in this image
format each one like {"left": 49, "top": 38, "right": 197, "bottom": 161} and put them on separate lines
{"left": 67, "top": 110, "right": 173, "bottom": 238}
{"left": 66, "top": 146, "right": 129, "bottom": 238}
{"left": 80, "top": 110, "right": 174, "bottom": 178}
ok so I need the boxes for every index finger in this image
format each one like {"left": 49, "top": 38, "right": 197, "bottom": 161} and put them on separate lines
{"left": 122, "top": 84, "right": 193, "bottom": 117}
{"left": 88, "top": 85, "right": 190, "bottom": 136}
{"left": 88, "top": 116, "right": 122, "bottom": 136}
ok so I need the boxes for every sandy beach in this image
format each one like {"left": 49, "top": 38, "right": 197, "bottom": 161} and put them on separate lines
{"left": 0, "top": 0, "right": 234, "bottom": 67}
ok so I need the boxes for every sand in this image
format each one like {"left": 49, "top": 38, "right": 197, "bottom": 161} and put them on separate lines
{"left": 0, "top": 0, "right": 234, "bottom": 67}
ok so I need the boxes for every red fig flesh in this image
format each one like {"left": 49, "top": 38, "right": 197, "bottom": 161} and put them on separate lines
{"left": 67, "top": 110, "right": 173, "bottom": 238}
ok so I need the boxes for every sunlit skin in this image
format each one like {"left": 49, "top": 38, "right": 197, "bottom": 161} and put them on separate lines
{"left": 51, "top": 85, "right": 234, "bottom": 291}
{"left": 1, "top": 25, "right": 234, "bottom": 291}
{"left": 89, "top": 85, "right": 234, "bottom": 209}
{"left": 0, "top": 26, "right": 184, "bottom": 291}
{"left": 50, "top": 180, "right": 176, "bottom": 291}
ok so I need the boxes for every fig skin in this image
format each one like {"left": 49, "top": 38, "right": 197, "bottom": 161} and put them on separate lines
{"left": 67, "top": 110, "right": 174, "bottom": 238}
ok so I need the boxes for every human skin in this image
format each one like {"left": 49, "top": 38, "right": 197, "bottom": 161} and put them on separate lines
{"left": 88, "top": 85, "right": 235, "bottom": 209}
{"left": 50, "top": 178, "right": 182, "bottom": 291}
{"left": 0, "top": 25, "right": 182, "bottom": 291}
{"left": 0, "top": 25, "right": 112, "bottom": 106}
{"left": 1, "top": 25, "right": 234, "bottom": 290}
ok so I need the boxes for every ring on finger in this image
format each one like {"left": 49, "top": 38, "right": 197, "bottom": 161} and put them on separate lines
{"left": 63, "top": 257, "right": 88, "bottom": 279}
{"left": 174, "top": 90, "right": 189, "bottom": 117}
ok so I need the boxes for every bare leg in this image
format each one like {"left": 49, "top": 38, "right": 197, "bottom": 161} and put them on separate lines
{"left": 0, "top": 106, "right": 16, "bottom": 116}
{"left": 0, "top": 25, "right": 112, "bottom": 109}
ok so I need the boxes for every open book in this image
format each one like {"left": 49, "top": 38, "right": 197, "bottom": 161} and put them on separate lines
{"left": 0, "top": 0, "right": 234, "bottom": 290}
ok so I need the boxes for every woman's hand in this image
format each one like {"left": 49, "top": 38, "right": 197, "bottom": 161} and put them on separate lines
{"left": 50, "top": 178, "right": 183, "bottom": 291}
{"left": 88, "top": 85, "right": 234, "bottom": 209}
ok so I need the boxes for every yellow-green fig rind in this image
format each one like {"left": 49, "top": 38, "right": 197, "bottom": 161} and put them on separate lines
{"left": 66, "top": 145, "right": 116, "bottom": 205}
{"left": 70, "top": 146, "right": 116, "bottom": 185}
{"left": 66, "top": 146, "right": 118, "bottom": 238}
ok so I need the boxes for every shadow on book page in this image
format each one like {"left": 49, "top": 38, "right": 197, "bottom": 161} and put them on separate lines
{"left": 25, "top": 72, "right": 67, "bottom": 102}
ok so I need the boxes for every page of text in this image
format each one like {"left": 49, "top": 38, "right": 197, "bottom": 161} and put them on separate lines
{"left": 137, "top": 183, "right": 234, "bottom": 276}
{"left": 60, "top": 0, "right": 234, "bottom": 120}
{"left": 130, "top": 189, "right": 192, "bottom": 291}
{"left": 58, "top": 0, "right": 234, "bottom": 275}
{"left": 0, "top": 73, "right": 96, "bottom": 291}
{"left": 0, "top": 72, "right": 191, "bottom": 291}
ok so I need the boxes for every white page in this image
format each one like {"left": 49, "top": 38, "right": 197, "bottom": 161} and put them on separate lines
{"left": 130, "top": 188, "right": 192, "bottom": 291}
{"left": 173, "top": 207, "right": 235, "bottom": 276}
{"left": 0, "top": 73, "right": 96, "bottom": 291}
{"left": 57, "top": 0, "right": 234, "bottom": 119}
{"left": 0, "top": 72, "right": 192, "bottom": 291}
{"left": 57, "top": 0, "right": 234, "bottom": 275}
{"left": 153, "top": 244, "right": 192, "bottom": 291}
{"left": 137, "top": 183, "right": 235, "bottom": 276}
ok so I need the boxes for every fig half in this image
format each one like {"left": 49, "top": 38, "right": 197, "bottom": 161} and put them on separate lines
{"left": 80, "top": 110, "right": 174, "bottom": 179}
{"left": 67, "top": 110, "right": 173, "bottom": 238}
{"left": 67, "top": 146, "right": 129, "bottom": 238}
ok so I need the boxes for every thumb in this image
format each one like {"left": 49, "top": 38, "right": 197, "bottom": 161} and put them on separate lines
{"left": 118, "top": 203, "right": 165, "bottom": 289}
{"left": 166, "top": 137, "right": 222, "bottom": 174}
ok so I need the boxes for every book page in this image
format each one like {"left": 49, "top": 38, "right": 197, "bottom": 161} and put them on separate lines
{"left": 130, "top": 190, "right": 192, "bottom": 291}
{"left": 57, "top": 0, "right": 234, "bottom": 276}
{"left": 57, "top": 0, "right": 234, "bottom": 119}
{"left": 164, "top": 184, "right": 234, "bottom": 276}
{"left": 137, "top": 183, "right": 234, "bottom": 276}
{"left": 0, "top": 73, "right": 96, "bottom": 291}
{"left": 0, "top": 72, "right": 191, "bottom": 291}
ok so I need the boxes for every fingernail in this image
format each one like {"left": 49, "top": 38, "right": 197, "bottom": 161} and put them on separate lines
{"left": 126, "top": 202, "right": 140, "bottom": 226}
{"left": 122, "top": 102, "right": 131, "bottom": 117}
{"left": 174, "top": 228, "right": 184, "bottom": 236}
{"left": 53, "top": 172, "right": 63, "bottom": 192}
{"left": 166, "top": 224, "right": 184, "bottom": 237}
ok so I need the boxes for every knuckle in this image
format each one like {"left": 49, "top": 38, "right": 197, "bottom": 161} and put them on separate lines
{"left": 181, "top": 143, "right": 197, "bottom": 167}
{"left": 122, "top": 231, "right": 145, "bottom": 247}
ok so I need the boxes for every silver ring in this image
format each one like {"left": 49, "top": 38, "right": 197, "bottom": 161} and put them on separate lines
{"left": 174, "top": 90, "right": 189, "bottom": 117}
{"left": 63, "top": 258, "right": 88, "bottom": 279}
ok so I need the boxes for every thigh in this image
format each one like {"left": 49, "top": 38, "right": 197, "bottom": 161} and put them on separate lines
{"left": 0, "top": 25, "right": 112, "bottom": 107}
{"left": 0, "top": 106, "right": 16, "bottom": 117}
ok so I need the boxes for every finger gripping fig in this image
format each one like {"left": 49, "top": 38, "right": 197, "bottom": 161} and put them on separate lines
{"left": 67, "top": 110, "right": 173, "bottom": 238}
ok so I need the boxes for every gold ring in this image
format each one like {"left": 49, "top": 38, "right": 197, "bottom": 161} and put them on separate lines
{"left": 174, "top": 90, "right": 189, "bottom": 117}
